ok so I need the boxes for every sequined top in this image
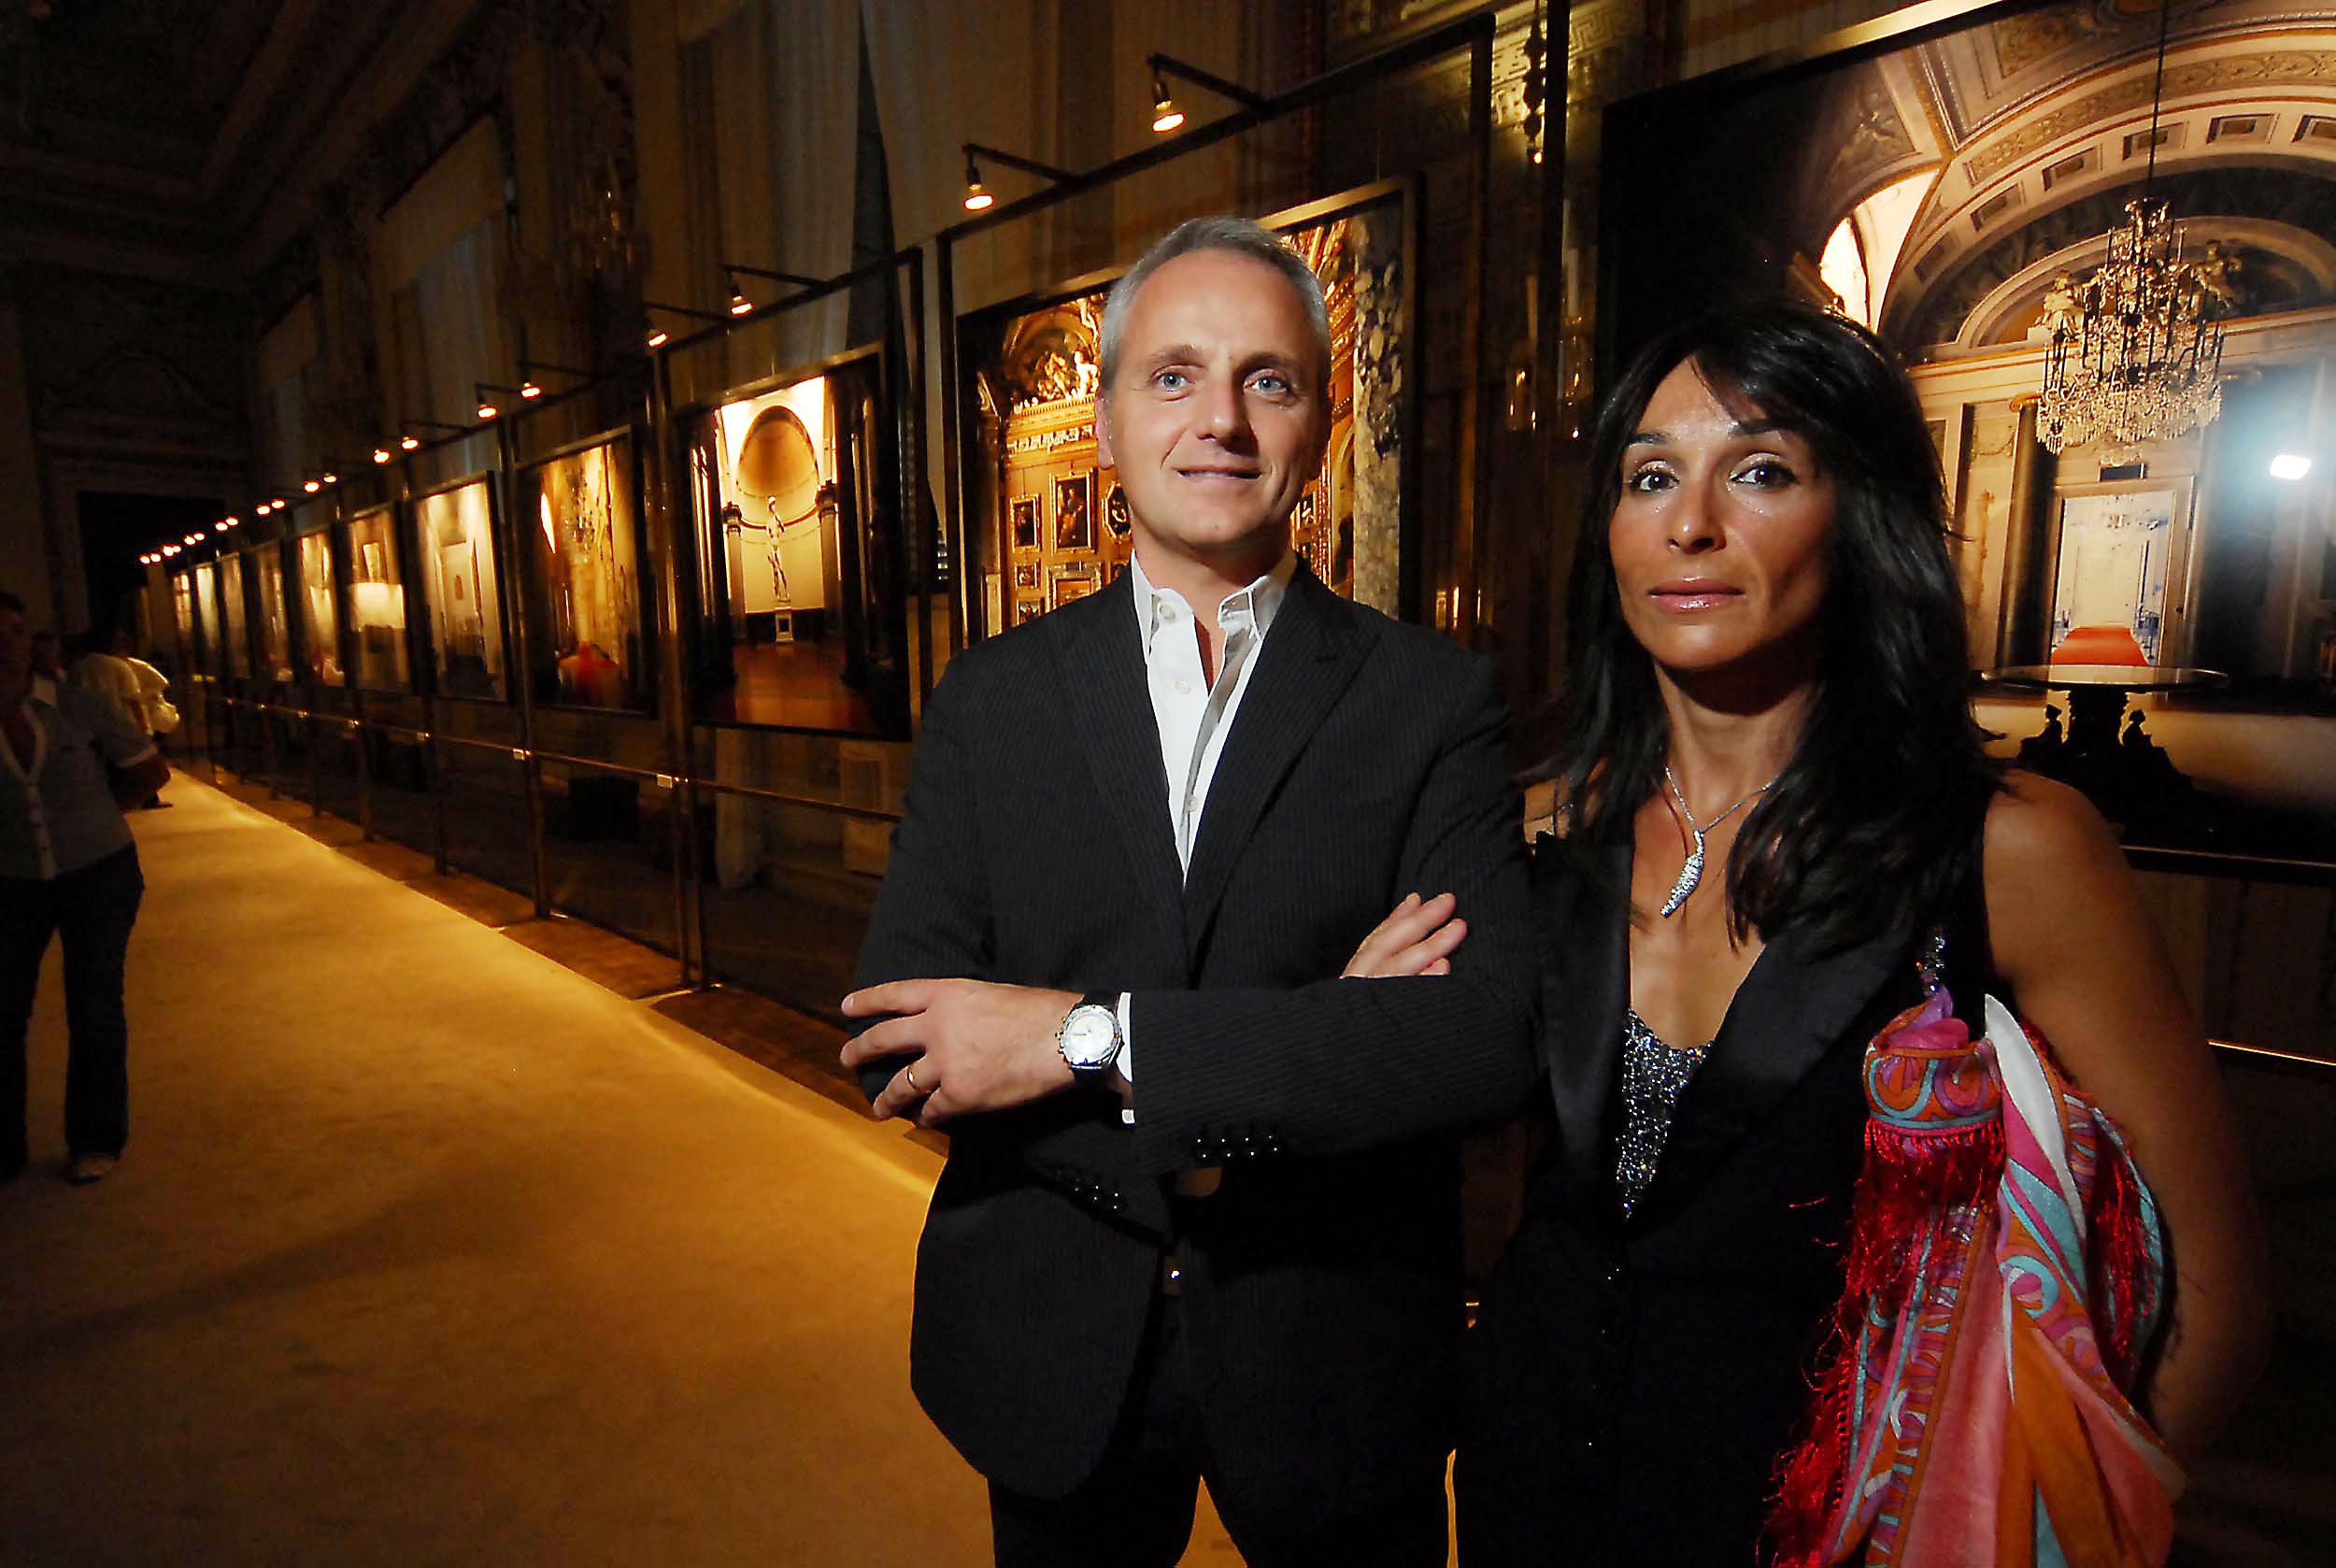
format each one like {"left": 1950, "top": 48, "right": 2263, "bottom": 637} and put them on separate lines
{"left": 1614, "top": 1009, "right": 1714, "bottom": 1218}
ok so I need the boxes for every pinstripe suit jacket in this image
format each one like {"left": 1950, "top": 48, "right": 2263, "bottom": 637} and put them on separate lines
{"left": 852, "top": 562, "right": 1537, "bottom": 1527}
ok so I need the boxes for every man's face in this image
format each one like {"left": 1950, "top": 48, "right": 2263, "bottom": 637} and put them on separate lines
{"left": 1096, "top": 249, "right": 1330, "bottom": 572}
{"left": 28, "top": 631, "right": 62, "bottom": 677}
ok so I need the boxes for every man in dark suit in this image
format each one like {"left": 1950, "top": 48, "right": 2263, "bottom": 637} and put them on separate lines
{"left": 842, "top": 216, "right": 1535, "bottom": 1566}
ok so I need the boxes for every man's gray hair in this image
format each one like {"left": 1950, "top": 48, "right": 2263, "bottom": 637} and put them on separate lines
{"left": 1097, "top": 216, "right": 1331, "bottom": 397}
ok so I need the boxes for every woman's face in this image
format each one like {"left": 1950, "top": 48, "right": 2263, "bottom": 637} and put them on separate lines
{"left": 1607, "top": 358, "right": 1836, "bottom": 682}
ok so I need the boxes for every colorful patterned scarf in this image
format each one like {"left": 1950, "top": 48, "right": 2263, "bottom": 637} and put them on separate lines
{"left": 1769, "top": 988, "right": 2184, "bottom": 1567}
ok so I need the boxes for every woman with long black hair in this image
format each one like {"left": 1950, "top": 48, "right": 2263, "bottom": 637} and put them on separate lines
{"left": 1354, "top": 303, "right": 2267, "bottom": 1561}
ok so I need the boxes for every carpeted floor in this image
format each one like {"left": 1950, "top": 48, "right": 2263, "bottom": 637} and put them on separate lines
{"left": 0, "top": 777, "right": 1164, "bottom": 1564}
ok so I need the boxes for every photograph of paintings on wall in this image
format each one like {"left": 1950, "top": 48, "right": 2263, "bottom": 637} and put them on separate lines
{"left": 294, "top": 528, "right": 344, "bottom": 685}
{"left": 417, "top": 476, "right": 507, "bottom": 701}
{"left": 344, "top": 506, "right": 410, "bottom": 690}
{"left": 519, "top": 431, "right": 648, "bottom": 712}
{"left": 170, "top": 572, "right": 196, "bottom": 673}
{"left": 219, "top": 551, "right": 252, "bottom": 679}
{"left": 961, "top": 180, "right": 1411, "bottom": 634}
{"left": 253, "top": 544, "right": 292, "bottom": 684}
{"left": 191, "top": 562, "right": 220, "bottom": 676}
{"left": 679, "top": 349, "right": 905, "bottom": 734}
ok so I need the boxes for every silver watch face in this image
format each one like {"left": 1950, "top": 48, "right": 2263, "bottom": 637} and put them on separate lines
{"left": 1059, "top": 1005, "right": 1119, "bottom": 1070}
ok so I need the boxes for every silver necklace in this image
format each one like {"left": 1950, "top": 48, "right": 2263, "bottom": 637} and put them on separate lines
{"left": 1659, "top": 764, "right": 1774, "bottom": 919}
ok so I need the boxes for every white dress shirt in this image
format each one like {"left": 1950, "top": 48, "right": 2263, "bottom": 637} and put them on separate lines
{"left": 1112, "top": 549, "right": 1297, "bottom": 1105}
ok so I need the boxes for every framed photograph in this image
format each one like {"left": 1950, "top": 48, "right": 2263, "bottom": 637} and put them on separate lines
{"left": 343, "top": 506, "right": 409, "bottom": 691}
{"left": 517, "top": 427, "right": 649, "bottom": 713}
{"left": 2046, "top": 479, "right": 2194, "bottom": 669}
{"left": 1010, "top": 493, "right": 1041, "bottom": 551}
{"left": 1054, "top": 474, "right": 1094, "bottom": 552}
{"left": 1104, "top": 482, "right": 1132, "bottom": 539}
{"left": 1052, "top": 566, "right": 1096, "bottom": 608}
{"left": 417, "top": 474, "right": 506, "bottom": 701}
{"left": 1012, "top": 561, "right": 1041, "bottom": 591}
{"left": 1015, "top": 596, "right": 1047, "bottom": 626}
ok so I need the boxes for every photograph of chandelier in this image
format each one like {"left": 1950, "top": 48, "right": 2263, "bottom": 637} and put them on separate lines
{"left": 2037, "top": 197, "right": 2227, "bottom": 456}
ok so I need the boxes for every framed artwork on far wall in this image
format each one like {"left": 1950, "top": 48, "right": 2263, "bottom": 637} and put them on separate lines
{"left": 1054, "top": 473, "right": 1094, "bottom": 552}
{"left": 1010, "top": 493, "right": 1040, "bottom": 551}
{"left": 1052, "top": 566, "right": 1096, "bottom": 608}
{"left": 1012, "top": 561, "right": 1040, "bottom": 591}
{"left": 1015, "top": 595, "right": 1047, "bottom": 626}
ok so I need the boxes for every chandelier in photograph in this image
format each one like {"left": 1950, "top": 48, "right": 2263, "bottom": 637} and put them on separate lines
{"left": 2035, "top": 0, "right": 2226, "bottom": 456}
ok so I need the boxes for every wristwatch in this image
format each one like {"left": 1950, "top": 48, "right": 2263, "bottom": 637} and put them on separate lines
{"left": 1055, "top": 991, "right": 1124, "bottom": 1076}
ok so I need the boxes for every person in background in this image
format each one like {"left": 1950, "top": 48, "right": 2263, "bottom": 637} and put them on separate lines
{"left": 70, "top": 626, "right": 170, "bottom": 808}
{"left": 2, "top": 591, "right": 170, "bottom": 1184}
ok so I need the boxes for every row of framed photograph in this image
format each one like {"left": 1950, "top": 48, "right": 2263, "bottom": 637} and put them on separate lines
{"left": 176, "top": 431, "right": 652, "bottom": 716}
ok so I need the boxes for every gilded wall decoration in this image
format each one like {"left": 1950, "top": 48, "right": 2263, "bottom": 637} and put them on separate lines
{"left": 1966, "top": 50, "right": 2336, "bottom": 185}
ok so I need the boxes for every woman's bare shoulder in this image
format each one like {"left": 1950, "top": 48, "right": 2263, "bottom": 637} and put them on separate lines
{"left": 1981, "top": 768, "right": 2141, "bottom": 973}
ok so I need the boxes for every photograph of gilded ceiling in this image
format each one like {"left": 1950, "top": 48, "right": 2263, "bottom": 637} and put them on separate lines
{"left": 1768, "top": 0, "right": 2336, "bottom": 357}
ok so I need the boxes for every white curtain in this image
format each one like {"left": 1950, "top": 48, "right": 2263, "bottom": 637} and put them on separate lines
{"left": 409, "top": 221, "right": 510, "bottom": 478}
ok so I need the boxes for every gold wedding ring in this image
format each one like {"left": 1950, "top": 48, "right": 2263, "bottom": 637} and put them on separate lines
{"left": 904, "top": 1063, "right": 924, "bottom": 1094}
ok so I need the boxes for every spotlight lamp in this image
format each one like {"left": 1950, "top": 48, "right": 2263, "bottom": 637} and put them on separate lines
{"left": 517, "top": 359, "right": 589, "bottom": 401}
{"left": 400, "top": 435, "right": 421, "bottom": 451}
{"left": 1144, "top": 53, "right": 1265, "bottom": 135}
{"left": 721, "top": 262, "right": 824, "bottom": 317}
{"left": 641, "top": 300, "right": 730, "bottom": 352}
{"left": 304, "top": 479, "right": 321, "bottom": 493}
{"left": 475, "top": 382, "right": 522, "bottom": 422}
{"left": 374, "top": 447, "right": 393, "bottom": 464}
{"left": 162, "top": 544, "right": 180, "bottom": 556}
{"left": 960, "top": 143, "right": 1075, "bottom": 215}
{"left": 1151, "top": 73, "right": 1184, "bottom": 135}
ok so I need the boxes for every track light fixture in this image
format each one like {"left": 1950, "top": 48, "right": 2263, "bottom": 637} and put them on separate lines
{"left": 1146, "top": 52, "right": 1265, "bottom": 135}
{"left": 374, "top": 448, "right": 393, "bottom": 463}
{"left": 163, "top": 544, "right": 180, "bottom": 556}
{"left": 961, "top": 143, "right": 1075, "bottom": 214}
{"left": 304, "top": 478, "right": 321, "bottom": 493}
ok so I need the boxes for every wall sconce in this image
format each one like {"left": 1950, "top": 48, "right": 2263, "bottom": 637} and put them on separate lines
{"left": 961, "top": 142, "right": 1074, "bottom": 214}
{"left": 1145, "top": 52, "right": 1265, "bottom": 135}
{"left": 642, "top": 300, "right": 729, "bottom": 351}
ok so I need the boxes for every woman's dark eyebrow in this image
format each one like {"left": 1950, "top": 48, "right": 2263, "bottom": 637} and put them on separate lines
{"left": 1732, "top": 418, "right": 1789, "bottom": 436}
{"left": 1624, "top": 430, "right": 1666, "bottom": 449}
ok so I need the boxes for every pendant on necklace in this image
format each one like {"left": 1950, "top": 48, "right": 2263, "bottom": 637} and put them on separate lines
{"left": 1659, "top": 828, "right": 1707, "bottom": 919}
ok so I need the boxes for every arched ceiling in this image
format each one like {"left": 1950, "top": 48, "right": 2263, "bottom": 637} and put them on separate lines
{"left": 1771, "top": 0, "right": 2336, "bottom": 356}
{"left": 0, "top": 0, "right": 477, "bottom": 289}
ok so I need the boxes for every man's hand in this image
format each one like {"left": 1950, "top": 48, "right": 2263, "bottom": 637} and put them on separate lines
{"left": 840, "top": 979, "right": 1083, "bottom": 1124}
{"left": 1341, "top": 891, "right": 1466, "bottom": 978}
